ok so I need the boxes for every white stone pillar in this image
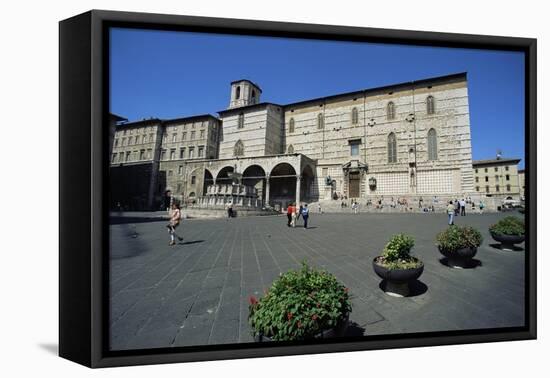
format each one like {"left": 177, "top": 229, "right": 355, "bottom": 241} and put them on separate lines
{"left": 265, "top": 176, "right": 270, "bottom": 206}
{"left": 295, "top": 175, "right": 301, "bottom": 206}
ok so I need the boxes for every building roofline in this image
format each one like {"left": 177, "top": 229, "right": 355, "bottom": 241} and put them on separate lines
{"left": 472, "top": 158, "right": 521, "bottom": 166}
{"left": 230, "top": 79, "right": 263, "bottom": 93}
{"left": 109, "top": 113, "right": 127, "bottom": 122}
{"left": 115, "top": 118, "right": 162, "bottom": 128}
{"left": 217, "top": 102, "right": 282, "bottom": 116}
{"left": 283, "top": 72, "right": 468, "bottom": 108}
{"left": 163, "top": 114, "right": 220, "bottom": 125}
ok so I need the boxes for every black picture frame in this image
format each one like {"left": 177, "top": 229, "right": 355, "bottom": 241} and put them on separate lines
{"left": 59, "top": 9, "right": 537, "bottom": 368}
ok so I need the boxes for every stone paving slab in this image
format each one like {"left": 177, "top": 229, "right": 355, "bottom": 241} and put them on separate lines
{"left": 109, "top": 211, "right": 526, "bottom": 350}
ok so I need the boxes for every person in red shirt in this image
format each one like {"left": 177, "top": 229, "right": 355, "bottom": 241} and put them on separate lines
{"left": 286, "top": 203, "right": 294, "bottom": 227}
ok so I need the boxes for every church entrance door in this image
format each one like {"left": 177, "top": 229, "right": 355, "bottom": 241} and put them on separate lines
{"left": 349, "top": 172, "right": 360, "bottom": 198}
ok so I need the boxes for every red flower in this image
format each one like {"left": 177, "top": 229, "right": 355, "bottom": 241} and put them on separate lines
{"left": 249, "top": 296, "right": 258, "bottom": 306}
{"left": 311, "top": 314, "right": 318, "bottom": 321}
{"left": 287, "top": 312, "right": 293, "bottom": 320}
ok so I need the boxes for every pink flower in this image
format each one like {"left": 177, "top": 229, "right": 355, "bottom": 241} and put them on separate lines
{"left": 249, "top": 296, "right": 258, "bottom": 306}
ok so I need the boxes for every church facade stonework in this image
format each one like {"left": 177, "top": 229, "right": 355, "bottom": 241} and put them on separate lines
{"left": 110, "top": 73, "right": 476, "bottom": 211}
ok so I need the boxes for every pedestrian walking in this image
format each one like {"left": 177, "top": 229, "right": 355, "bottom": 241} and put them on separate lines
{"left": 479, "top": 200, "right": 485, "bottom": 214}
{"left": 226, "top": 200, "right": 233, "bottom": 219}
{"left": 167, "top": 203, "right": 183, "bottom": 246}
{"left": 286, "top": 203, "right": 294, "bottom": 227}
{"left": 454, "top": 199, "right": 460, "bottom": 216}
{"left": 447, "top": 201, "right": 455, "bottom": 226}
{"left": 297, "top": 204, "right": 303, "bottom": 220}
{"left": 291, "top": 206, "right": 297, "bottom": 228}
{"left": 460, "top": 198, "right": 466, "bottom": 216}
{"left": 302, "top": 203, "right": 310, "bottom": 229}
{"left": 352, "top": 201, "right": 358, "bottom": 214}
{"left": 318, "top": 203, "right": 322, "bottom": 214}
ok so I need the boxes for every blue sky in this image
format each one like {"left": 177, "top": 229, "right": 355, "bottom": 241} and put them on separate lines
{"left": 110, "top": 28, "right": 525, "bottom": 168}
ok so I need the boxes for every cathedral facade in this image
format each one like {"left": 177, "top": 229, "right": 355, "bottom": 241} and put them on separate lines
{"left": 110, "top": 72, "right": 474, "bottom": 211}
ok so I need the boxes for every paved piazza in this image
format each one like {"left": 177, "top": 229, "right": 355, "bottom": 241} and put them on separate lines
{"left": 109, "top": 212, "right": 525, "bottom": 350}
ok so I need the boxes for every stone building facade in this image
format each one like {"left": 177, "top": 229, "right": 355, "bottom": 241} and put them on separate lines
{"left": 110, "top": 72, "right": 477, "bottom": 211}
{"left": 472, "top": 157, "right": 522, "bottom": 200}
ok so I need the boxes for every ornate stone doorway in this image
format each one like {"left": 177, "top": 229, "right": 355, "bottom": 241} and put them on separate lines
{"left": 348, "top": 172, "right": 361, "bottom": 198}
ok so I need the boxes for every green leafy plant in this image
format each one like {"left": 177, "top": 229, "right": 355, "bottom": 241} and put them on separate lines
{"left": 436, "top": 225, "right": 483, "bottom": 253}
{"left": 248, "top": 262, "right": 351, "bottom": 341}
{"left": 377, "top": 234, "right": 422, "bottom": 270}
{"left": 489, "top": 216, "right": 525, "bottom": 236}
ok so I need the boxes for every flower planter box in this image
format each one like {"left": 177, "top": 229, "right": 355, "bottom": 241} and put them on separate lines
{"left": 253, "top": 312, "right": 350, "bottom": 342}
{"left": 490, "top": 231, "right": 525, "bottom": 251}
{"left": 372, "top": 257, "right": 424, "bottom": 297}
{"left": 438, "top": 246, "right": 478, "bottom": 268}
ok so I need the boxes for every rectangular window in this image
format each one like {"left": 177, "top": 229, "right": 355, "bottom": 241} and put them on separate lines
{"left": 505, "top": 166, "right": 509, "bottom": 171}
{"left": 322, "top": 168, "right": 328, "bottom": 177}
{"left": 486, "top": 186, "right": 490, "bottom": 193}
{"left": 170, "top": 149, "right": 176, "bottom": 160}
{"left": 125, "top": 151, "right": 131, "bottom": 162}
{"left": 121, "top": 137, "right": 126, "bottom": 146}
{"left": 495, "top": 175, "right": 499, "bottom": 181}
{"left": 494, "top": 167, "right": 498, "bottom": 172}
{"left": 182, "top": 132, "right": 187, "bottom": 141}
{"left": 506, "top": 184, "right": 511, "bottom": 191}
{"left": 200, "top": 130, "right": 205, "bottom": 138}
{"left": 160, "top": 149, "right": 166, "bottom": 160}
{"left": 475, "top": 186, "right": 479, "bottom": 192}
{"left": 178, "top": 165, "right": 183, "bottom": 175}
{"left": 191, "top": 175, "right": 196, "bottom": 184}
{"left": 475, "top": 177, "right": 479, "bottom": 183}
{"left": 139, "top": 150, "right": 145, "bottom": 160}
{"left": 350, "top": 143, "right": 359, "bottom": 156}
{"left": 118, "top": 152, "right": 124, "bottom": 162}
{"left": 484, "top": 168, "right": 488, "bottom": 173}
{"left": 147, "top": 149, "right": 152, "bottom": 159}
{"left": 198, "top": 146, "right": 204, "bottom": 157}
{"left": 191, "top": 131, "right": 196, "bottom": 140}
{"left": 485, "top": 176, "right": 489, "bottom": 182}
{"left": 495, "top": 185, "right": 500, "bottom": 192}
{"left": 179, "top": 148, "right": 186, "bottom": 159}
{"left": 149, "top": 133, "right": 154, "bottom": 142}
{"left": 128, "top": 136, "right": 133, "bottom": 145}
{"left": 172, "top": 133, "right": 177, "bottom": 142}
{"left": 189, "top": 147, "right": 195, "bottom": 158}
{"left": 475, "top": 168, "right": 478, "bottom": 173}
{"left": 142, "top": 135, "right": 146, "bottom": 143}
{"left": 176, "top": 184, "right": 181, "bottom": 192}
{"left": 168, "top": 170, "right": 173, "bottom": 177}
{"left": 111, "top": 154, "right": 117, "bottom": 163}
{"left": 114, "top": 139, "right": 119, "bottom": 147}
{"left": 506, "top": 174, "right": 510, "bottom": 181}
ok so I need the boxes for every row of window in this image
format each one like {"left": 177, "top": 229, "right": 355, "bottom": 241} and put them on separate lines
{"left": 164, "top": 129, "right": 208, "bottom": 143}
{"left": 116, "top": 126, "right": 155, "bottom": 138}
{"left": 475, "top": 166, "right": 510, "bottom": 173}
{"left": 387, "top": 129, "right": 438, "bottom": 163}
{"left": 111, "top": 149, "right": 153, "bottom": 163}
{"left": 285, "top": 96, "right": 436, "bottom": 133}
{"left": 475, "top": 185, "right": 513, "bottom": 193}
{"left": 115, "top": 133, "right": 156, "bottom": 147}
{"left": 161, "top": 146, "right": 206, "bottom": 160}
{"left": 475, "top": 175, "right": 512, "bottom": 183}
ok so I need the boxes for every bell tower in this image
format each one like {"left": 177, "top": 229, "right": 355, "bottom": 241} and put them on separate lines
{"left": 228, "top": 79, "right": 262, "bottom": 109}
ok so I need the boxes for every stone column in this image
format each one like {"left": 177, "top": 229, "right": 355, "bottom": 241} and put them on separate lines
{"left": 265, "top": 175, "right": 270, "bottom": 206}
{"left": 295, "top": 175, "right": 301, "bottom": 206}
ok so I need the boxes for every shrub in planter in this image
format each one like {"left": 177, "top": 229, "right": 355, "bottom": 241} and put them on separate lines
{"left": 248, "top": 262, "right": 352, "bottom": 341}
{"left": 373, "top": 234, "right": 424, "bottom": 297}
{"left": 489, "top": 216, "right": 525, "bottom": 250}
{"left": 436, "top": 226, "right": 483, "bottom": 268}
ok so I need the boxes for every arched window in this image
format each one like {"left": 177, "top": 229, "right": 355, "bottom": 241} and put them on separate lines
{"left": 234, "top": 140, "right": 244, "bottom": 157}
{"left": 426, "top": 96, "right": 435, "bottom": 115}
{"left": 317, "top": 113, "right": 324, "bottom": 129}
{"left": 387, "top": 101, "right": 396, "bottom": 120}
{"left": 351, "top": 107, "right": 359, "bottom": 125}
{"left": 237, "top": 113, "right": 245, "bottom": 129}
{"left": 289, "top": 118, "right": 295, "bottom": 133}
{"left": 236, "top": 86, "right": 241, "bottom": 99}
{"left": 287, "top": 144, "right": 294, "bottom": 154}
{"left": 427, "top": 128, "right": 438, "bottom": 160}
{"left": 387, "top": 132, "right": 397, "bottom": 163}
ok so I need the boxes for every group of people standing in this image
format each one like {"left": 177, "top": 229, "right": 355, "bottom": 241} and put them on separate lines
{"left": 286, "top": 203, "right": 310, "bottom": 229}
{"left": 446, "top": 198, "right": 484, "bottom": 225}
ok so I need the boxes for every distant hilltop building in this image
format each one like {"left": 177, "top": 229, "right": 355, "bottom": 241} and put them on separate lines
{"left": 110, "top": 72, "right": 481, "bottom": 211}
